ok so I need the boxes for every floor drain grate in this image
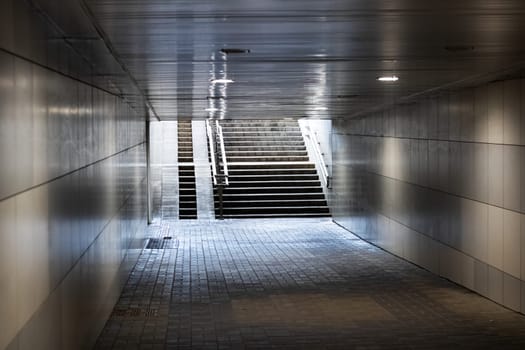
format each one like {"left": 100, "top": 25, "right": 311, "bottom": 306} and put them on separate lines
{"left": 145, "top": 237, "right": 177, "bottom": 249}
{"left": 113, "top": 308, "right": 158, "bottom": 318}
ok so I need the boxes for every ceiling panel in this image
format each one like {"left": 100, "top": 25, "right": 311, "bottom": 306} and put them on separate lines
{"left": 84, "top": 0, "right": 525, "bottom": 120}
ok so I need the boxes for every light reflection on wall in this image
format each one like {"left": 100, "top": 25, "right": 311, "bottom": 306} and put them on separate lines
{"left": 207, "top": 51, "right": 230, "bottom": 119}
{"left": 306, "top": 63, "right": 328, "bottom": 118}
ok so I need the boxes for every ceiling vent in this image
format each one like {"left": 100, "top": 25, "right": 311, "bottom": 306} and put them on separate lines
{"left": 220, "top": 48, "right": 251, "bottom": 54}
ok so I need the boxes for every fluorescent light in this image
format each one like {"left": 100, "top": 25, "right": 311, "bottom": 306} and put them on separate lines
{"left": 211, "top": 78, "right": 234, "bottom": 84}
{"left": 205, "top": 107, "right": 219, "bottom": 112}
{"left": 377, "top": 75, "right": 399, "bottom": 82}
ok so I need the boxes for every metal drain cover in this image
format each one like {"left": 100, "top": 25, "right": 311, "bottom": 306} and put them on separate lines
{"left": 145, "top": 238, "right": 177, "bottom": 249}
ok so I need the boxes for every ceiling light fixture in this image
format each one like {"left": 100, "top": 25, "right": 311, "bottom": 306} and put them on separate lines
{"left": 211, "top": 78, "right": 234, "bottom": 84}
{"left": 205, "top": 107, "right": 219, "bottom": 112}
{"left": 377, "top": 75, "right": 399, "bottom": 82}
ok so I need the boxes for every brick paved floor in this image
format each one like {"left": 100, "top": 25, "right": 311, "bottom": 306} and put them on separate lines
{"left": 94, "top": 219, "right": 525, "bottom": 349}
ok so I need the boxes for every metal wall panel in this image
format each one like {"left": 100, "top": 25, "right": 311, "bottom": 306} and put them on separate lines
{"left": 332, "top": 77, "right": 525, "bottom": 314}
{"left": 0, "top": 2, "right": 148, "bottom": 349}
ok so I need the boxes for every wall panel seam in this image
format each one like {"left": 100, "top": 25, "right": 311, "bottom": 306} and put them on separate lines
{"left": 333, "top": 132, "right": 525, "bottom": 147}
{"left": 0, "top": 141, "right": 146, "bottom": 202}
{"left": 341, "top": 159, "right": 523, "bottom": 215}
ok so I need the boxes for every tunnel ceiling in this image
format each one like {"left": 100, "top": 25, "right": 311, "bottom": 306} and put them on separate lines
{"left": 83, "top": 0, "right": 525, "bottom": 121}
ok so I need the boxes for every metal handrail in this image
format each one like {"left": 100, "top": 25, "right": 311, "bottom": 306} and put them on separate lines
{"left": 206, "top": 120, "right": 229, "bottom": 219}
{"left": 206, "top": 120, "right": 218, "bottom": 185}
{"left": 215, "top": 121, "right": 229, "bottom": 186}
{"left": 308, "top": 131, "right": 331, "bottom": 189}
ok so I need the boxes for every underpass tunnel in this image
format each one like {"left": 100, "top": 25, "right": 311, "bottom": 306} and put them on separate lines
{"left": 1, "top": 1, "right": 525, "bottom": 349}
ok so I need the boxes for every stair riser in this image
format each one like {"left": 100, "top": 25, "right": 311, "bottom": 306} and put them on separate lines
{"left": 225, "top": 138, "right": 303, "bottom": 142}
{"left": 180, "top": 190, "right": 196, "bottom": 196}
{"left": 217, "top": 193, "right": 325, "bottom": 200}
{"left": 219, "top": 214, "right": 331, "bottom": 219}
{"left": 221, "top": 128, "right": 301, "bottom": 133}
{"left": 215, "top": 207, "right": 330, "bottom": 214}
{"left": 213, "top": 201, "right": 328, "bottom": 208}
{"left": 227, "top": 157, "right": 310, "bottom": 162}
{"left": 220, "top": 123, "right": 299, "bottom": 127}
{"left": 228, "top": 163, "right": 315, "bottom": 170}
{"left": 226, "top": 147, "right": 307, "bottom": 152}
{"left": 228, "top": 175, "right": 320, "bottom": 181}
{"left": 229, "top": 170, "right": 317, "bottom": 176}
{"left": 227, "top": 180, "right": 321, "bottom": 187}
{"left": 224, "top": 138, "right": 304, "bottom": 143}
{"left": 226, "top": 151, "right": 308, "bottom": 157}
{"left": 219, "top": 187, "right": 324, "bottom": 194}
{"left": 180, "top": 203, "right": 197, "bottom": 209}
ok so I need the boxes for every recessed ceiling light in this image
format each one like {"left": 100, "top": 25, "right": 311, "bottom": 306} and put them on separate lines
{"left": 211, "top": 78, "right": 234, "bottom": 84}
{"left": 377, "top": 75, "right": 399, "bottom": 82}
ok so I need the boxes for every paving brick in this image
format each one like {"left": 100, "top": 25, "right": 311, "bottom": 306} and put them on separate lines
{"left": 95, "top": 218, "right": 525, "bottom": 349}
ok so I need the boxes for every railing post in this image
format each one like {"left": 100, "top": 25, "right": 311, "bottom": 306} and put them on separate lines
{"left": 146, "top": 118, "right": 152, "bottom": 224}
{"left": 306, "top": 130, "right": 331, "bottom": 189}
{"left": 218, "top": 182, "right": 224, "bottom": 220}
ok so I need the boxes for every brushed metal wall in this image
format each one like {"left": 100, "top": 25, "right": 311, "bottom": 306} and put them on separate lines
{"left": 0, "top": 1, "right": 147, "bottom": 349}
{"left": 332, "top": 78, "right": 525, "bottom": 314}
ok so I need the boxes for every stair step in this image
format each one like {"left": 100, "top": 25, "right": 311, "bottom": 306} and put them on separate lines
{"left": 225, "top": 139, "right": 304, "bottom": 144}
{"left": 221, "top": 127, "right": 301, "bottom": 133}
{"left": 214, "top": 199, "right": 327, "bottom": 207}
{"left": 218, "top": 193, "right": 325, "bottom": 200}
{"left": 226, "top": 151, "right": 308, "bottom": 157}
{"left": 219, "top": 186, "right": 324, "bottom": 194}
{"left": 214, "top": 206, "right": 330, "bottom": 214}
{"left": 228, "top": 168, "right": 317, "bottom": 175}
{"left": 212, "top": 119, "right": 329, "bottom": 219}
{"left": 227, "top": 179, "right": 321, "bottom": 187}
{"left": 218, "top": 213, "right": 331, "bottom": 219}
{"left": 228, "top": 163, "right": 315, "bottom": 169}
{"left": 226, "top": 147, "right": 307, "bottom": 152}
{"left": 225, "top": 140, "right": 305, "bottom": 144}
{"left": 227, "top": 156, "right": 310, "bottom": 162}
{"left": 229, "top": 174, "right": 320, "bottom": 181}
{"left": 220, "top": 122, "right": 299, "bottom": 127}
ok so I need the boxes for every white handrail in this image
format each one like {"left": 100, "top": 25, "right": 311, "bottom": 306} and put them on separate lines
{"left": 309, "top": 131, "right": 331, "bottom": 188}
{"left": 206, "top": 120, "right": 218, "bottom": 185}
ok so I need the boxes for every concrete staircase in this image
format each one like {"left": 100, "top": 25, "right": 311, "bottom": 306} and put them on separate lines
{"left": 214, "top": 120, "right": 330, "bottom": 218}
{"left": 178, "top": 121, "right": 197, "bottom": 219}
